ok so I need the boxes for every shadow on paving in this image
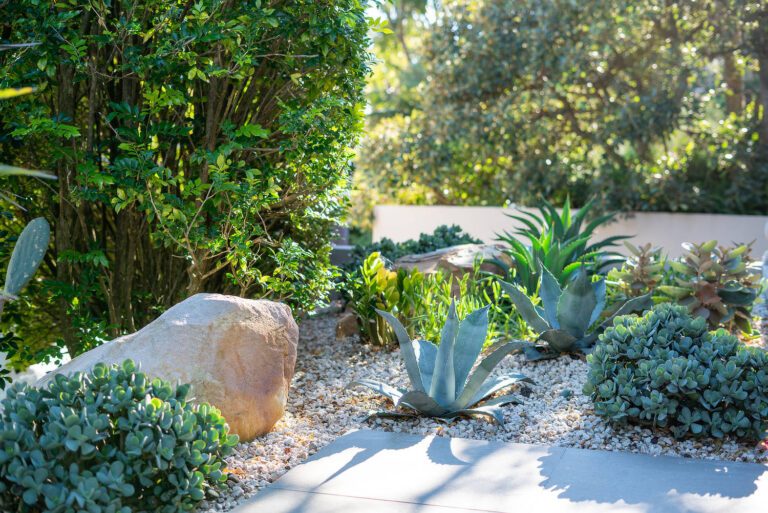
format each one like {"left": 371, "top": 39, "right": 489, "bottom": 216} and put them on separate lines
{"left": 536, "top": 445, "right": 765, "bottom": 508}
{"left": 234, "top": 429, "right": 768, "bottom": 513}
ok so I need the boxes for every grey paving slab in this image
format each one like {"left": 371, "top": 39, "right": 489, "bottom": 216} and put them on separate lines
{"left": 232, "top": 429, "right": 768, "bottom": 513}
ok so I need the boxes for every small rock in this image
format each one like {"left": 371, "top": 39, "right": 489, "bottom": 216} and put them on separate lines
{"left": 335, "top": 312, "right": 360, "bottom": 339}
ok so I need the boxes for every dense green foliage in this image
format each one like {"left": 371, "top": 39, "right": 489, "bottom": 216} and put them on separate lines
{"left": 347, "top": 302, "right": 533, "bottom": 425}
{"left": 0, "top": 360, "right": 238, "bottom": 512}
{"left": 0, "top": 0, "right": 373, "bottom": 364}
{"left": 500, "top": 268, "right": 652, "bottom": 360}
{"left": 342, "top": 225, "right": 481, "bottom": 274}
{"left": 496, "top": 198, "right": 626, "bottom": 295}
{"left": 413, "top": 266, "right": 532, "bottom": 345}
{"left": 347, "top": 252, "right": 425, "bottom": 345}
{"left": 354, "top": 0, "right": 768, "bottom": 218}
{"left": 585, "top": 304, "right": 768, "bottom": 440}
{"left": 659, "top": 240, "right": 761, "bottom": 333}
{"left": 346, "top": 252, "right": 530, "bottom": 346}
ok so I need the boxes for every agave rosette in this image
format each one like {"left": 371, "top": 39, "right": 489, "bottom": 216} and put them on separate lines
{"left": 346, "top": 301, "right": 533, "bottom": 425}
{"left": 500, "top": 267, "right": 652, "bottom": 360}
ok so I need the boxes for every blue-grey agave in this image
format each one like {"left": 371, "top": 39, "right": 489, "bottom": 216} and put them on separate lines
{"left": 500, "top": 266, "right": 652, "bottom": 360}
{"left": 346, "top": 302, "right": 533, "bottom": 425}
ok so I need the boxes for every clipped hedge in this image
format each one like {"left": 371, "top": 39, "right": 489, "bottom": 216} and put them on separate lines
{"left": 584, "top": 304, "right": 768, "bottom": 439}
{"left": 0, "top": 360, "right": 238, "bottom": 513}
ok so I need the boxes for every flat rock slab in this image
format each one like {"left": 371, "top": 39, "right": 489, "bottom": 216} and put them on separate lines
{"left": 232, "top": 429, "right": 768, "bottom": 513}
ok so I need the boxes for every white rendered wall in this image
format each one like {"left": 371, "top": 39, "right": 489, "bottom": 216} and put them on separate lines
{"left": 372, "top": 205, "right": 768, "bottom": 258}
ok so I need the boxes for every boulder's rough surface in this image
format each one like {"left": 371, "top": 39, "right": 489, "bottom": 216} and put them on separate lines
{"left": 394, "top": 244, "right": 512, "bottom": 289}
{"left": 37, "top": 293, "right": 298, "bottom": 441}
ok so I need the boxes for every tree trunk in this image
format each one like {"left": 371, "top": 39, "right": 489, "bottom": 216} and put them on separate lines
{"left": 724, "top": 53, "right": 743, "bottom": 114}
{"left": 759, "top": 54, "right": 768, "bottom": 144}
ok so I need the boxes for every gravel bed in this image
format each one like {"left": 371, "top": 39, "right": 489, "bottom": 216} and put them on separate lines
{"left": 198, "top": 311, "right": 768, "bottom": 512}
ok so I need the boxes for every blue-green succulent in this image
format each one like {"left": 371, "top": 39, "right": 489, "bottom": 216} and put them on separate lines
{"left": 347, "top": 302, "right": 533, "bottom": 425}
{"left": 500, "top": 266, "right": 652, "bottom": 360}
{"left": 0, "top": 360, "right": 239, "bottom": 512}
{"left": 584, "top": 304, "right": 768, "bottom": 440}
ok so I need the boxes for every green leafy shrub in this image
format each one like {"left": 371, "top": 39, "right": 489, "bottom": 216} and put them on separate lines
{"left": 414, "top": 265, "right": 532, "bottom": 346}
{"left": 0, "top": 359, "right": 238, "bottom": 512}
{"left": 584, "top": 304, "right": 768, "bottom": 440}
{"left": 342, "top": 225, "right": 482, "bottom": 275}
{"left": 658, "top": 240, "right": 761, "bottom": 333}
{"left": 347, "top": 302, "right": 533, "bottom": 425}
{"left": 500, "top": 267, "right": 652, "bottom": 360}
{"left": 496, "top": 198, "right": 627, "bottom": 295}
{"left": 0, "top": 0, "right": 372, "bottom": 361}
{"left": 346, "top": 253, "right": 530, "bottom": 346}
{"left": 347, "top": 252, "right": 426, "bottom": 345}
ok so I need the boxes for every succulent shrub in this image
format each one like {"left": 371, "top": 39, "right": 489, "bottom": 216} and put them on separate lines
{"left": 347, "top": 252, "right": 426, "bottom": 345}
{"left": 0, "top": 360, "right": 238, "bottom": 512}
{"left": 500, "top": 267, "right": 652, "bottom": 360}
{"left": 495, "top": 197, "right": 628, "bottom": 295}
{"left": 606, "top": 242, "right": 666, "bottom": 298}
{"left": 584, "top": 304, "right": 768, "bottom": 440}
{"left": 658, "top": 240, "right": 762, "bottom": 333}
{"left": 347, "top": 302, "right": 533, "bottom": 425}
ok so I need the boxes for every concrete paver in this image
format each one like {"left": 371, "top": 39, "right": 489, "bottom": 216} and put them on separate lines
{"left": 232, "top": 429, "right": 768, "bottom": 513}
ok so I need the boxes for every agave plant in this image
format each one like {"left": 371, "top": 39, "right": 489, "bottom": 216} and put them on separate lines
{"left": 500, "top": 267, "right": 652, "bottom": 360}
{"left": 346, "top": 302, "right": 533, "bottom": 425}
{"left": 495, "top": 197, "right": 629, "bottom": 295}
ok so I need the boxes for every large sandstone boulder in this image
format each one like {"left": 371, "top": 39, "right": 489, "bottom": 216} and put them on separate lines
{"left": 393, "top": 244, "right": 512, "bottom": 289}
{"left": 37, "top": 293, "right": 298, "bottom": 441}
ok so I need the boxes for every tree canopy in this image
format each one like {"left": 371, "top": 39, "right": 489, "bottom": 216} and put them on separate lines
{"left": 354, "top": 0, "right": 768, "bottom": 219}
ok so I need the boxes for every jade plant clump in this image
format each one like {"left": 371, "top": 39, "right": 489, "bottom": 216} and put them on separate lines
{"left": 584, "top": 304, "right": 768, "bottom": 440}
{"left": 347, "top": 302, "right": 533, "bottom": 425}
{"left": 0, "top": 360, "right": 238, "bottom": 513}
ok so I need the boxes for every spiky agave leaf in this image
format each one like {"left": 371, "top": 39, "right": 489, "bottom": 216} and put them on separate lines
{"left": 556, "top": 268, "right": 597, "bottom": 339}
{"left": 466, "top": 374, "right": 533, "bottom": 406}
{"left": 346, "top": 304, "right": 533, "bottom": 426}
{"left": 498, "top": 280, "right": 549, "bottom": 332}
{"left": 450, "top": 340, "right": 532, "bottom": 410}
{"left": 452, "top": 304, "right": 490, "bottom": 393}
{"left": 375, "top": 309, "right": 425, "bottom": 392}
{"left": 345, "top": 379, "right": 406, "bottom": 405}
{"left": 430, "top": 301, "right": 458, "bottom": 406}
{"left": 455, "top": 394, "right": 523, "bottom": 425}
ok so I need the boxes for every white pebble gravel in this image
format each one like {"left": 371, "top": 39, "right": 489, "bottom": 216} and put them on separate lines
{"left": 198, "top": 310, "right": 768, "bottom": 512}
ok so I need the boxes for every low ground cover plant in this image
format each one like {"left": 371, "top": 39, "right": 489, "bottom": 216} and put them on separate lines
{"left": 495, "top": 197, "right": 627, "bottom": 295}
{"left": 347, "top": 302, "right": 532, "bottom": 425}
{"left": 0, "top": 360, "right": 238, "bottom": 512}
{"left": 584, "top": 304, "right": 768, "bottom": 440}
{"left": 500, "top": 267, "right": 652, "bottom": 360}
